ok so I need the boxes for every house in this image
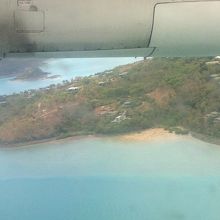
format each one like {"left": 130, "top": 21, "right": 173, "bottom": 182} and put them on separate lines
{"left": 206, "top": 112, "right": 219, "bottom": 117}
{"left": 214, "top": 117, "right": 220, "bottom": 123}
{"left": 66, "top": 86, "right": 80, "bottom": 92}
{"left": 210, "top": 74, "right": 219, "bottom": 78}
{"left": 205, "top": 112, "right": 220, "bottom": 121}
{"left": 98, "top": 81, "right": 106, "bottom": 86}
{"left": 119, "top": 72, "right": 128, "bottom": 77}
{"left": 123, "top": 101, "right": 132, "bottom": 107}
{"left": 206, "top": 61, "right": 220, "bottom": 65}
{"left": 112, "top": 112, "right": 127, "bottom": 123}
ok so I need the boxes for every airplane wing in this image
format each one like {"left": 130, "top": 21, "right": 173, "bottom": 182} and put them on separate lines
{"left": 1, "top": 0, "right": 220, "bottom": 58}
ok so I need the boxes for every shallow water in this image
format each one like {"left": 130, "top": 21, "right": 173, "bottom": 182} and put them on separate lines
{"left": 0, "top": 137, "right": 220, "bottom": 220}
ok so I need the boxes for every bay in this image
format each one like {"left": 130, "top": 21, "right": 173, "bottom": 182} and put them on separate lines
{"left": 0, "top": 136, "right": 220, "bottom": 220}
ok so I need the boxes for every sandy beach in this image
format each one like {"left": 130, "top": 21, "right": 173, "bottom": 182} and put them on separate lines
{"left": 118, "top": 128, "right": 181, "bottom": 142}
{"left": 2, "top": 128, "right": 211, "bottom": 148}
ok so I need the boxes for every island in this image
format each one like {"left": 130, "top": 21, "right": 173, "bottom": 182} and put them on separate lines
{"left": 0, "top": 57, "right": 220, "bottom": 146}
{"left": 0, "top": 58, "right": 59, "bottom": 81}
{"left": 11, "top": 67, "right": 52, "bottom": 81}
{"left": 0, "top": 58, "right": 45, "bottom": 78}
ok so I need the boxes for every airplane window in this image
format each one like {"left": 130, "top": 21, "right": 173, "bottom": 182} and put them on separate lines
{"left": 0, "top": 56, "right": 220, "bottom": 220}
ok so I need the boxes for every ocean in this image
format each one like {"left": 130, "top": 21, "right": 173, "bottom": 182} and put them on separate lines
{"left": 0, "top": 58, "right": 142, "bottom": 95}
{"left": 0, "top": 136, "right": 220, "bottom": 220}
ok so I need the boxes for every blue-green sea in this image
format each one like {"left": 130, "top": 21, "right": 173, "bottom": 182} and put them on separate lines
{"left": 1, "top": 136, "right": 220, "bottom": 220}
{"left": 0, "top": 58, "right": 141, "bottom": 95}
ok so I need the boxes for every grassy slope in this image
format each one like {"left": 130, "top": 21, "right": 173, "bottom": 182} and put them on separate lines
{"left": 1, "top": 58, "right": 220, "bottom": 144}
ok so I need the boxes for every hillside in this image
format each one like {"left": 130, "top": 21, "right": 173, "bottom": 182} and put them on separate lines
{"left": 0, "top": 58, "right": 220, "bottom": 145}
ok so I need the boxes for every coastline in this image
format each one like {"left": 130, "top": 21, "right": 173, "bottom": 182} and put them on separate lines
{"left": 0, "top": 135, "right": 95, "bottom": 149}
{"left": 1, "top": 128, "right": 220, "bottom": 149}
{"left": 117, "top": 128, "right": 184, "bottom": 142}
{"left": 118, "top": 129, "right": 220, "bottom": 146}
{"left": 0, "top": 128, "right": 185, "bottom": 149}
{"left": 191, "top": 132, "right": 220, "bottom": 146}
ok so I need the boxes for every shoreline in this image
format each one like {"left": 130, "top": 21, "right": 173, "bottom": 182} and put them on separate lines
{"left": 117, "top": 128, "right": 185, "bottom": 142}
{"left": 0, "top": 128, "right": 185, "bottom": 149}
{"left": 0, "top": 128, "right": 219, "bottom": 149}
{"left": 191, "top": 132, "right": 220, "bottom": 146}
{"left": 0, "top": 135, "right": 95, "bottom": 149}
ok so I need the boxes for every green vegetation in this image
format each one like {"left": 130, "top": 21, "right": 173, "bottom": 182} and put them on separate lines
{"left": 1, "top": 57, "right": 220, "bottom": 145}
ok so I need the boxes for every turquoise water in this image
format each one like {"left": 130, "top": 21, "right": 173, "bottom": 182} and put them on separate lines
{"left": 0, "top": 58, "right": 141, "bottom": 95}
{"left": 1, "top": 136, "right": 220, "bottom": 219}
